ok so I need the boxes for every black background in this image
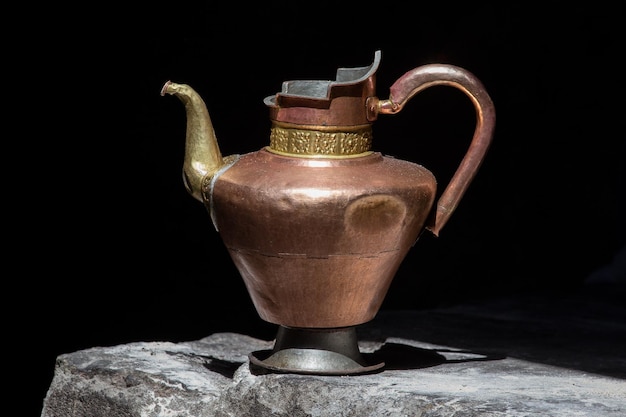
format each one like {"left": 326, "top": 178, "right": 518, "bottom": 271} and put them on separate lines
{"left": 16, "top": 3, "right": 624, "bottom": 415}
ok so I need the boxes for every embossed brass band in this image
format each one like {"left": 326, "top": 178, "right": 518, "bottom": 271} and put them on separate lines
{"left": 268, "top": 121, "right": 373, "bottom": 158}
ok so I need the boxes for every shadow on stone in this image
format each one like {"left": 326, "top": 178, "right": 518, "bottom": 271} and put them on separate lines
{"left": 366, "top": 342, "right": 506, "bottom": 371}
{"left": 202, "top": 357, "right": 244, "bottom": 379}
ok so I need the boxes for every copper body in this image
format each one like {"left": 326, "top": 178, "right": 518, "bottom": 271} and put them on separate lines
{"left": 212, "top": 149, "right": 436, "bottom": 328}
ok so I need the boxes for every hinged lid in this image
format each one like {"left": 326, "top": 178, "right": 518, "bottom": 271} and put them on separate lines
{"left": 264, "top": 51, "right": 381, "bottom": 127}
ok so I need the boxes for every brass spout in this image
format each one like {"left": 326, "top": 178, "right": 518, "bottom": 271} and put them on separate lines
{"left": 160, "top": 81, "right": 225, "bottom": 202}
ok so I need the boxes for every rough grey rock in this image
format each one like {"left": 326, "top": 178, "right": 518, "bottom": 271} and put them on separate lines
{"left": 41, "top": 292, "right": 626, "bottom": 417}
{"left": 41, "top": 333, "right": 271, "bottom": 417}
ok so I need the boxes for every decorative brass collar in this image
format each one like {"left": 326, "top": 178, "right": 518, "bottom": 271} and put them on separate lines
{"left": 268, "top": 121, "right": 373, "bottom": 158}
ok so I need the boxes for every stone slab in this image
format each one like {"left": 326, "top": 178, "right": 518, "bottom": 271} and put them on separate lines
{"left": 41, "top": 289, "right": 626, "bottom": 416}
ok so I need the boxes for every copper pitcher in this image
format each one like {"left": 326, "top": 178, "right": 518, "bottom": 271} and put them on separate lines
{"left": 161, "top": 50, "right": 495, "bottom": 375}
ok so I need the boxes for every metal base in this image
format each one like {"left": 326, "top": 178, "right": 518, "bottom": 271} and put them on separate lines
{"left": 248, "top": 325, "right": 385, "bottom": 375}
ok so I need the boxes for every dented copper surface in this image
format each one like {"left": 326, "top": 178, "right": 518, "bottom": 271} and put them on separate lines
{"left": 211, "top": 149, "right": 435, "bottom": 328}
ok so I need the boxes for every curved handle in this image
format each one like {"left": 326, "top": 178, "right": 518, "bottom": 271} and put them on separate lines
{"left": 367, "top": 64, "right": 496, "bottom": 236}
